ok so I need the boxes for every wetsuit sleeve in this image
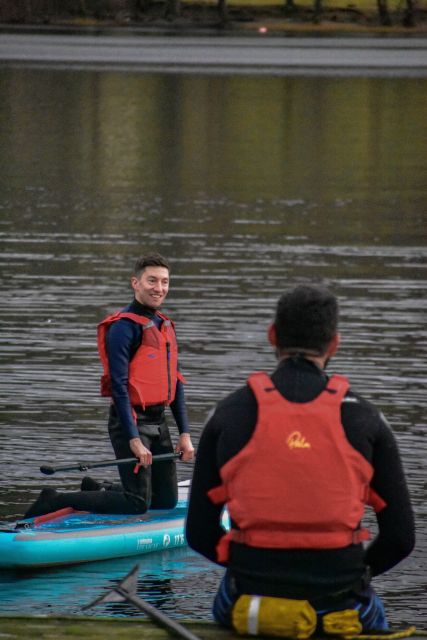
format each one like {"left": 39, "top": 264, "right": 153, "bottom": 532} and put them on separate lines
{"left": 186, "top": 409, "right": 227, "bottom": 565}
{"left": 170, "top": 379, "right": 190, "bottom": 434}
{"left": 106, "top": 319, "right": 140, "bottom": 440}
{"left": 364, "top": 414, "right": 416, "bottom": 576}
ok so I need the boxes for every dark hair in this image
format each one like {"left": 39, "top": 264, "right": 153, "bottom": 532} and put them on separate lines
{"left": 133, "top": 253, "right": 170, "bottom": 278}
{"left": 274, "top": 285, "right": 338, "bottom": 355}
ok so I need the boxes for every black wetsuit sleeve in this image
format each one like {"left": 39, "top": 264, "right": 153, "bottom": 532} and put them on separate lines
{"left": 170, "top": 380, "right": 190, "bottom": 434}
{"left": 186, "top": 409, "right": 228, "bottom": 565}
{"left": 186, "top": 386, "right": 256, "bottom": 564}
{"left": 340, "top": 394, "right": 415, "bottom": 576}
{"left": 107, "top": 319, "right": 140, "bottom": 440}
{"left": 364, "top": 415, "right": 415, "bottom": 576}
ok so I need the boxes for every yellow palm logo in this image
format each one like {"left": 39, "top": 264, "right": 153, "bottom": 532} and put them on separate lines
{"left": 287, "top": 431, "right": 311, "bottom": 449}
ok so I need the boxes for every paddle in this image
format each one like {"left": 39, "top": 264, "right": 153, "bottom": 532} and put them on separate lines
{"left": 83, "top": 563, "right": 201, "bottom": 640}
{"left": 40, "top": 452, "right": 181, "bottom": 476}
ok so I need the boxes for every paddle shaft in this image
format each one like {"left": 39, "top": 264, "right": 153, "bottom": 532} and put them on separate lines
{"left": 40, "top": 452, "right": 180, "bottom": 476}
{"left": 120, "top": 588, "right": 201, "bottom": 640}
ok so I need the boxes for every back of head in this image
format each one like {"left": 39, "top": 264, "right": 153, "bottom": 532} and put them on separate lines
{"left": 133, "top": 253, "right": 170, "bottom": 278}
{"left": 274, "top": 285, "right": 338, "bottom": 356}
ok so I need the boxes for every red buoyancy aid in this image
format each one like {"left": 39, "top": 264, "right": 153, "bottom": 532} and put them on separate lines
{"left": 208, "top": 372, "right": 387, "bottom": 563}
{"left": 97, "top": 311, "right": 185, "bottom": 408}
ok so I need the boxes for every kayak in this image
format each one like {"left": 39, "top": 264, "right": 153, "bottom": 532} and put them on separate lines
{"left": 0, "top": 480, "right": 189, "bottom": 570}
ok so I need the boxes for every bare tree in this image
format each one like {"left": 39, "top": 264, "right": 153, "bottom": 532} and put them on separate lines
{"left": 402, "top": 0, "right": 415, "bottom": 26}
{"left": 284, "top": 0, "right": 297, "bottom": 14}
{"left": 132, "top": 0, "right": 149, "bottom": 17}
{"left": 218, "top": 0, "right": 229, "bottom": 23}
{"left": 163, "top": 0, "right": 181, "bottom": 19}
{"left": 376, "top": 0, "right": 392, "bottom": 24}
{"left": 313, "top": 0, "right": 322, "bottom": 23}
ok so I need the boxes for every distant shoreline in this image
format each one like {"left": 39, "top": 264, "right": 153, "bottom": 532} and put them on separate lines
{"left": 1, "top": 4, "right": 427, "bottom": 37}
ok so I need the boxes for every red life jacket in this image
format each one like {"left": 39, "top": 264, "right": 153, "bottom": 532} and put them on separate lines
{"left": 97, "top": 311, "right": 185, "bottom": 409}
{"left": 208, "top": 372, "right": 386, "bottom": 563}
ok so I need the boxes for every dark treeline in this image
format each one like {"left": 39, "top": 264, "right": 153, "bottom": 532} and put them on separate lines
{"left": 0, "top": 0, "right": 419, "bottom": 27}
{"left": 1, "top": 1, "right": 185, "bottom": 22}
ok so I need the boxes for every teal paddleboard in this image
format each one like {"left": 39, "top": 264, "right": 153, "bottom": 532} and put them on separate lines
{"left": 0, "top": 481, "right": 189, "bottom": 569}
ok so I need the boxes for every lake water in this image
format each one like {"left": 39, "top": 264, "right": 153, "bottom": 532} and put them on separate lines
{"left": 0, "top": 63, "right": 426, "bottom": 627}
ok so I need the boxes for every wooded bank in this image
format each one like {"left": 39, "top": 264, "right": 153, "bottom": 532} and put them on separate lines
{"left": 0, "top": 0, "right": 425, "bottom": 29}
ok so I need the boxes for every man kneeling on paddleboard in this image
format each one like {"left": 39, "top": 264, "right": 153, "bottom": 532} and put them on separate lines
{"left": 186, "top": 284, "right": 415, "bottom": 636}
{"left": 25, "top": 253, "right": 194, "bottom": 517}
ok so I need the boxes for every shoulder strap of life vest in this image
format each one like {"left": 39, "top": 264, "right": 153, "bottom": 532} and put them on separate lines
{"left": 323, "top": 373, "right": 350, "bottom": 398}
{"left": 247, "top": 371, "right": 280, "bottom": 401}
{"left": 112, "top": 311, "right": 154, "bottom": 328}
{"left": 153, "top": 310, "right": 175, "bottom": 330}
{"left": 97, "top": 311, "right": 154, "bottom": 372}
{"left": 116, "top": 310, "right": 177, "bottom": 336}
{"left": 247, "top": 371, "right": 350, "bottom": 404}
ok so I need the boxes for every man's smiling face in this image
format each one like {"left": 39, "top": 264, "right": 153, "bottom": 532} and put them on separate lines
{"left": 131, "top": 266, "right": 169, "bottom": 309}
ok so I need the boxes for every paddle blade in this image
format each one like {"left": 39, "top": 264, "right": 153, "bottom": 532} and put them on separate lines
{"left": 39, "top": 465, "right": 55, "bottom": 475}
{"left": 82, "top": 564, "right": 140, "bottom": 610}
{"left": 82, "top": 564, "right": 202, "bottom": 640}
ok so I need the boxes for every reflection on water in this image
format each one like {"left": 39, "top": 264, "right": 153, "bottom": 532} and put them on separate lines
{"left": 0, "top": 546, "right": 224, "bottom": 619}
{"left": 0, "top": 67, "right": 426, "bottom": 626}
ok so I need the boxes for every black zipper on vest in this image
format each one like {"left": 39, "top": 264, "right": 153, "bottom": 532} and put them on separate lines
{"left": 166, "top": 341, "right": 172, "bottom": 402}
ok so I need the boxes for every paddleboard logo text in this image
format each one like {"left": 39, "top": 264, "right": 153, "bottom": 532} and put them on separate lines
{"left": 137, "top": 537, "right": 153, "bottom": 550}
{"left": 287, "top": 431, "right": 311, "bottom": 449}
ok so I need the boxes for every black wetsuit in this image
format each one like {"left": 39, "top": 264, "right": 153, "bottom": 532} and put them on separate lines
{"left": 186, "top": 357, "right": 415, "bottom": 601}
{"left": 104, "top": 298, "right": 190, "bottom": 511}
{"left": 24, "top": 300, "right": 190, "bottom": 518}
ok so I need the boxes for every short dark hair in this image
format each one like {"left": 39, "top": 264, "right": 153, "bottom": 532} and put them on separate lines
{"left": 274, "top": 285, "right": 338, "bottom": 355}
{"left": 133, "top": 253, "right": 170, "bottom": 278}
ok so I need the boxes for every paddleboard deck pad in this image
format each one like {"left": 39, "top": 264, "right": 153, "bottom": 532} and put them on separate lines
{"left": 0, "top": 481, "right": 189, "bottom": 569}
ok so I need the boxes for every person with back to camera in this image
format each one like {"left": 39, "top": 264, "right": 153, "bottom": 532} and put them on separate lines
{"left": 25, "top": 253, "right": 194, "bottom": 518}
{"left": 186, "top": 284, "right": 415, "bottom": 637}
